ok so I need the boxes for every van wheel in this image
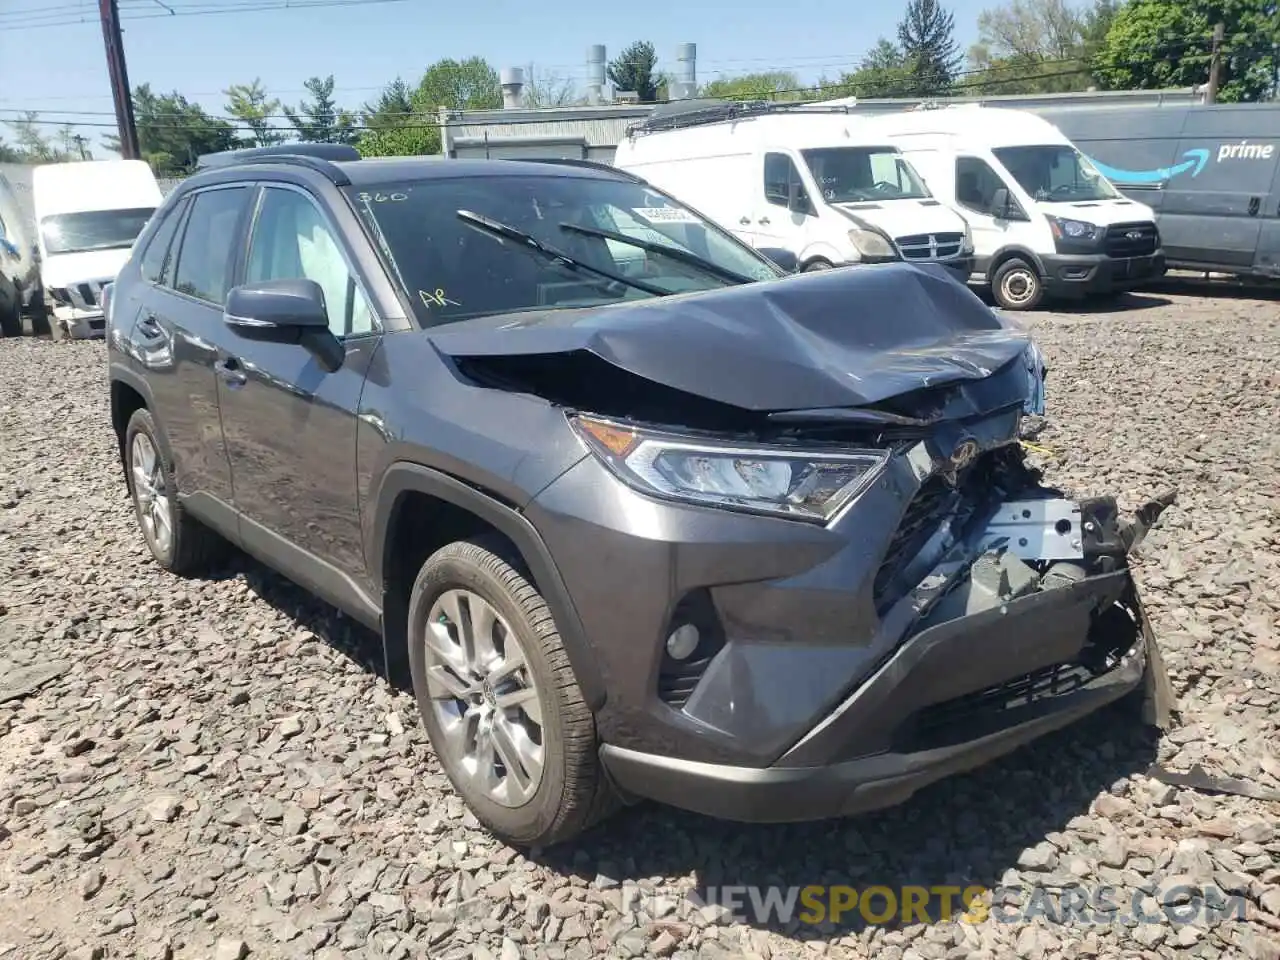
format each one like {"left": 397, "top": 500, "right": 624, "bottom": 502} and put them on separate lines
{"left": 0, "top": 280, "right": 20, "bottom": 338}
{"left": 408, "top": 537, "right": 618, "bottom": 848}
{"left": 992, "top": 258, "right": 1044, "bottom": 311}
{"left": 29, "top": 293, "right": 53, "bottom": 338}
{"left": 802, "top": 259, "right": 834, "bottom": 272}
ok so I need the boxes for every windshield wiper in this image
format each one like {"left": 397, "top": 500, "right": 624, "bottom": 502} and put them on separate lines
{"left": 456, "top": 210, "right": 667, "bottom": 297}
{"left": 558, "top": 222, "right": 756, "bottom": 285}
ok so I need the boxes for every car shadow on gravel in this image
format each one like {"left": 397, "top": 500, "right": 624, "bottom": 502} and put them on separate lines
{"left": 201, "top": 552, "right": 1160, "bottom": 947}
{"left": 536, "top": 699, "right": 1160, "bottom": 944}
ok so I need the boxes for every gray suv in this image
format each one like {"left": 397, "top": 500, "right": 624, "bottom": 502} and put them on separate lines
{"left": 106, "top": 144, "right": 1172, "bottom": 847}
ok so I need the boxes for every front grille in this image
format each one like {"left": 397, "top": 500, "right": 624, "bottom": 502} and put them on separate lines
{"left": 896, "top": 660, "right": 1095, "bottom": 751}
{"left": 1104, "top": 222, "right": 1158, "bottom": 258}
{"left": 895, "top": 232, "right": 965, "bottom": 261}
{"left": 871, "top": 474, "right": 956, "bottom": 611}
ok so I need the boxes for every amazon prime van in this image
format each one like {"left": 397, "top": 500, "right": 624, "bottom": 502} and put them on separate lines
{"left": 867, "top": 105, "right": 1166, "bottom": 310}
{"left": 1032, "top": 102, "right": 1280, "bottom": 280}
{"left": 613, "top": 101, "right": 975, "bottom": 280}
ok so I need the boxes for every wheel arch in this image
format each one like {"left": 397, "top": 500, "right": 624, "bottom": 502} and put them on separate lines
{"left": 371, "top": 462, "right": 606, "bottom": 711}
{"left": 986, "top": 245, "right": 1047, "bottom": 283}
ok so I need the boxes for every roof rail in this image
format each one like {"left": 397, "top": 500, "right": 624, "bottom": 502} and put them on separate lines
{"left": 626, "top": 98, "right": 855, "bottom": 137}
{"left": 195, "top": 143, "right": 360, "bottom": 185}
{"left": 504, "top": 157, "right": 646, "bottom": 182}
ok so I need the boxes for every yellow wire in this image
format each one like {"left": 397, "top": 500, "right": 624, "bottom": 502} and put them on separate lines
{"left": 1020, "top": 440, "right": 1056, "bottom": 457}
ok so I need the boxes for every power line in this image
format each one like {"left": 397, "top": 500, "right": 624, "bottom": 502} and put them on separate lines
{"left": 0, "top": 0, "right": 407, "bottom": 28}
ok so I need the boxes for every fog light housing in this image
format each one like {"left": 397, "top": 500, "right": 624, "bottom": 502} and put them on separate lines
{"left": 665, "top": 623, "right": 700, "bottom": 661}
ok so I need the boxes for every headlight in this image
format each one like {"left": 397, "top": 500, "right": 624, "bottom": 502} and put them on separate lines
{"left": 847, "top": 228, "right": 897, "bottom": 259}
{"left": 1047, "top": 216, "right": 1099, "bottom": 241}
{"left": 571, "top": 414, "right": 889, "bottom": 523}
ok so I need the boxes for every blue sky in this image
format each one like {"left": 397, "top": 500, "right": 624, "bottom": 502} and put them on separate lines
{"left": 0, "top": 0, "right": 992, "bottom": 153}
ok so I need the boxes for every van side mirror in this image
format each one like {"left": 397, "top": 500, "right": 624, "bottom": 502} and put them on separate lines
{"left": 990, "top": 188, "right": 1012, "bottom": 219}
{"left": 787, "top": 181, "right": 812, "bottom": 215}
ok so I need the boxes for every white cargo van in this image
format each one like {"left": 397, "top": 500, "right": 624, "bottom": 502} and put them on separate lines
{"left": 32, "top": 159, "right": 162, "bottom": 338}
{"left": 866, "top": 106, "right": 1166, "bottom": 310}
{"left": 614, "top": 101, "right": 974, "bottom": 281}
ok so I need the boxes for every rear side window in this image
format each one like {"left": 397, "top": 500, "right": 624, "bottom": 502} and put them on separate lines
{"left": 173, "top": 187, "right": 251, "bottom": 305}
{"left": 140, "top": 197, "right": 188, "bottom": 286}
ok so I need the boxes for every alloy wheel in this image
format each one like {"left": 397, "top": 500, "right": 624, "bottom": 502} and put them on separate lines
{"left": 130, "top": 432, "right": 172, "bottom": 557}
{"left": 423, "top": 588, "right": 545, "bottom": 807}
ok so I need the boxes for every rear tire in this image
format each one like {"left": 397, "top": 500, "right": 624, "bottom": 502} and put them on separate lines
{"left": 124, "top": 408, "right": 225, "bottom": 575}
{"left": 0, "top": 276, "right": 19, "bottom": 338}
{"left": 408, "top": 536, "right": 617, "bottom": 847}
{"left": 29, "top": 291, "right": 53, "bottom": 338}
{"left": 991, "top": 257, "right": 1045, "bottom": 311}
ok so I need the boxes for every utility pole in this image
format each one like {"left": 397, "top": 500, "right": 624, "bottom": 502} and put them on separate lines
{"left": 98, "top": 0, "right": 139, "bottom": 159}
{"left": 1205, "top": 22, "right": 1225, "bottom": 105}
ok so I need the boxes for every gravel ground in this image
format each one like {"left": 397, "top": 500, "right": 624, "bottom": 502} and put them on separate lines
{"left": 0, "top": 283, "right": 1278, "bottom": 960}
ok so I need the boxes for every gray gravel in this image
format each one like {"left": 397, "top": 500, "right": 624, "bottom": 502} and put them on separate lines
{"left": 1, "top": 282, "right": 1278, "bottom": 960}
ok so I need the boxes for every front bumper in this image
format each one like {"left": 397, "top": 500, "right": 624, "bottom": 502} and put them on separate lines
{"left": 600, "top": 566, "right": 1153, "bottom": 822}
{"left": 1042, "top": 252, "right": 1166, "bottom": 298}
{"left": 51, "top": 304, "right": 106, "bottom": 339}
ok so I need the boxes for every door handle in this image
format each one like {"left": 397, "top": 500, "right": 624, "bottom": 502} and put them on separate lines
{"left": 759, "top": 216, "right": 771, "bottom": 226}
{"left": 739, "top": 216, "right": 751, "bottom": 225}
{"left": 214, "top": 356, "right": 247, "bottom": 387}
{"left": 136, "top": 313, "right": 163, "bottom": 340}
{"left": 1248, "top": 196, "right": 1261, "bottom": 217}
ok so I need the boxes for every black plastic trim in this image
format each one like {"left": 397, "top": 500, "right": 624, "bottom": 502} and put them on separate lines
{"left": 371, "top": 462, "right": 606, "bottom": 710}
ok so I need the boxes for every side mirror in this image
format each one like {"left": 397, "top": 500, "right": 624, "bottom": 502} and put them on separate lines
{"left": 990, "top": 188, "right": 1012, "bottom": 219}
{"left": 787, "top": 181, "right": 811, "bottom": 215}
{"left": 224, "top": 278, "right": 344, "bottom": 371}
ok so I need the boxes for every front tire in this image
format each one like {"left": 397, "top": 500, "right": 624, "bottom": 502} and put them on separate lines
{"left": 124, "top": 408, "right": 224, "bottom": 575}
{"left": 991, "top": 257, "right": 1045, "bottom": 311}
{"left": 408, "top": 537, "right": 617, "bottom": 847}
{"left": 0, "top": 277, "right": 20, "bottom": 338}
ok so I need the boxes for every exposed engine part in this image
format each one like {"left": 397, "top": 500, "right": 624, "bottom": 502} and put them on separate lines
{"left": 1040, "top": 561, "right": 1089, "bottom": 591}
{"left": 917, "top": 549, "right": 1040, "bottom": 628}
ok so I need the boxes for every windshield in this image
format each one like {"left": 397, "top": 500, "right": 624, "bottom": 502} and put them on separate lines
{"left": 992, "top": 145, "right": 1118, "bottom": 203}
{"left": 39, "top": 207, "right": 155, "bottom": 256}
{"left": 345, "top": 174, "right": 781, "bottom": 326}
{"left": 800, "top": 147, "right": 930, "bottom": 202}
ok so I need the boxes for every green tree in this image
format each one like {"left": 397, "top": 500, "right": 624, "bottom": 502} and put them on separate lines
{"left": 105, "top": 85, "right": 237, "bottom": 175}
{"left": 225, "top": 78, "right": 284, "bottom": 147}
{"left": 898, "top": 0, "right": 962, "bottom": 94}
{"left": 838, "top": 38, "right": 919, "bottom": 97}
{"left": 357, "top": 78, "right": 435, "bottom": 157}
{"left": 701, "top": 71, "right": 801, "bottom": 100}
{"left": 607, "top": 40, "right": 661, "bottom": 102}
{"left": 0, "top": 139, "right": 19, "bottom": 163}
{"left": 414, "top": 57, "right": 502, "bottom": 112}
{"left": 358, "top": 58, "right": 503, "bottom": 158}
{"left": 1093, "top": 0, "right": 1278, "bottom": 101}
{"left": 3, "top": 112, "right": 78, "bottom": 162}
{"left": 966, "top": 0, "right": 1114, "bottom": 94}
{"left": 284, "top": 75, "right": 359, "bottom": 144}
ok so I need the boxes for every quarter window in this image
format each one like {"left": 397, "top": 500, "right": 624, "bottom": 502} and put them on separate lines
{"left": 140, "top": 197, "right": 188, "bottom": 286}
{"left": 246, "top": 188, "right": 375, "bottom": 338}
{"left": 173, "top": 187, "right": 251, "bottom": 305}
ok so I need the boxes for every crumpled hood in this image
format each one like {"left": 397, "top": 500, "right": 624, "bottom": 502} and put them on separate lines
{"left": 833, "top": 199, "right": 967, "bottom": 239}
{"left": 429, "top": 261, "right": 1034, "bottom": 413}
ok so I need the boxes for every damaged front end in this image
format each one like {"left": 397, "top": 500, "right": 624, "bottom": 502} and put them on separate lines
{"left": 431, "top": 262, "right": 1176, "bottom": 820}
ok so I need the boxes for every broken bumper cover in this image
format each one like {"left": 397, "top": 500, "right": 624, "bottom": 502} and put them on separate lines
{"left": 600, "top": 566, "right": 1154, "bottom": 823}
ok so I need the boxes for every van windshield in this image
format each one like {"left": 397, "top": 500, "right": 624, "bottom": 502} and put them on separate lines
{"left": 345, "top": 174, "right": 781, "bottom": 326}
{"left": 800, "top": 147, "right": 930, "bottom": 202}
{"left": 40, "top": 207, "right": 155, "bottom": 255}
{"left": 992, "top": 145, "right": 1117, "bottom": 202}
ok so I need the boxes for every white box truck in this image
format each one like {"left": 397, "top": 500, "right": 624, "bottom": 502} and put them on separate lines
{"left": 32, "top": 159, "right": 162, "bottom": 339}
{"left": 866, "top": 105, "right": 1166, "bottom": 310}
{"left": 613, "top": 101, "right": 974, "bottom": 281}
